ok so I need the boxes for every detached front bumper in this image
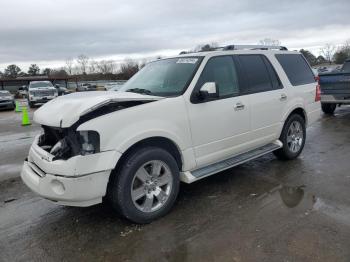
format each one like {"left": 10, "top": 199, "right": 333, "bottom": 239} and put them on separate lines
{"left": 21, "top": 135, "right": 121, "bottom": 206}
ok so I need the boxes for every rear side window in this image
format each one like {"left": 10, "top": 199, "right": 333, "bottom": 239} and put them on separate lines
{"left": 275, "top": 54, "right": 315, "bottom": 86}
{"left": 238, "top": 55, "right": 276, "bottom": 94}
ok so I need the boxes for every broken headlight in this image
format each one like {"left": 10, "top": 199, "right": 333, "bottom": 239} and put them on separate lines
{"left": 79, "top": 131, "right": 100, "bottom": 155}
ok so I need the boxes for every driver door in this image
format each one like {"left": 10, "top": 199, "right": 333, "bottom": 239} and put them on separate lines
{"left": 186, "top": 56, "right": 251, "bottom": 168}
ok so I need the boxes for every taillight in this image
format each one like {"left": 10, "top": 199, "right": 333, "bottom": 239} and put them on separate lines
{"left": 315, "top": 74, "right": 321, "bottom": 102}
{"left": 315, "top": 84, "right": 321, "bottom": 102}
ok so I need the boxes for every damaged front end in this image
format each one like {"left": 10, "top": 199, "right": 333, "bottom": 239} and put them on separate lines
{"left": 38, "top": 126, "right": 100, "bottom": 160}
{"left": 36, "top": 100, "right": 155, "bottom": 160}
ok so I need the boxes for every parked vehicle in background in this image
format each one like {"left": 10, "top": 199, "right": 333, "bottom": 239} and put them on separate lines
{"left": 319, "top": 59, "right": 350, "bottom": 114}
{"left": 105, "top": 82, "right": 125, "bottom": 90}
{"left": 27, "top": 81, "right": 58, "bottom": 108}
{"left": 54, "top": 84, "right": 73, "bottom": 96}
{"left": 0, "top": 90, "right": 15, "bottom": 110}
{"left": 21, "top": 45, "right": 321, "bottom": 223}
{"left": 76, "top": 83, "right": 97, "bottom": 92}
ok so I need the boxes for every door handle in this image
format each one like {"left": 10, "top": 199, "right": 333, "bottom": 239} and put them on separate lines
{"left": 234, "top": 102, "right": 245, "bottom": 111}
{"left": 280, "top": 94, "right": 287, "bottom": 101}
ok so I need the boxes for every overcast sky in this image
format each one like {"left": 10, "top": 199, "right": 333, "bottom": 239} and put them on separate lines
{"left": 1, "top": 0, "right": 349, "bottom": 71}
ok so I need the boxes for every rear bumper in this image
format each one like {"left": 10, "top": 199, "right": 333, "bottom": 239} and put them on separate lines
{"left": 321, "top": 95, "right": 350, "bottom": 104}
{"left": 21, "top": 135, "right": 121, "bottom": 206}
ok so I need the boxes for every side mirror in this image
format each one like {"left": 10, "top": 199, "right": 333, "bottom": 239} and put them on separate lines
{"left": 198, "top": 82, "right": 218, "bottom": 100}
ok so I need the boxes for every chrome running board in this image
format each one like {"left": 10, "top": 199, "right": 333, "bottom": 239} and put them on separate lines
{"left": 180, "top": 140, "right": 283, "bottom": 184}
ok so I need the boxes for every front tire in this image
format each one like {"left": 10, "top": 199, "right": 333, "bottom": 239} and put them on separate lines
{"left": 274, "top": 114, "right": 306, "bottom": 160}
{"left": 108, "top": 147, "right": 180, "bottom": 224}
{"left": 28, "top": 101, "right": 35, "bottom": 108}
{"left": 321, "top": 103, "right": 336, "bottom": 115}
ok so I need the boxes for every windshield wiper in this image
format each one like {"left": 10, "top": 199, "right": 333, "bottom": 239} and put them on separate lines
{"left": 126, "top": 88, "right": 153, "bottom": 95}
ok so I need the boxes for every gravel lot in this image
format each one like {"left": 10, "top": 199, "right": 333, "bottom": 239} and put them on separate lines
{"left": 1, "top": 105, "right": 350, "bottom": 262}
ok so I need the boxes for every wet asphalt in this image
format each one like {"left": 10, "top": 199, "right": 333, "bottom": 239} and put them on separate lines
{"left": 1, "top": 105, "right": 350, "bottom": 262}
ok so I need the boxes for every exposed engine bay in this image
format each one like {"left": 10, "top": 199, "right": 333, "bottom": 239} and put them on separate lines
{"left": 37, "top": 100, "right": 154, "bottom": 160}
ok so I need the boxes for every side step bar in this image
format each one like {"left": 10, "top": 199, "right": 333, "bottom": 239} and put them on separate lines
{"left": 180, "top": 140, "right": 283, "bottom": 184}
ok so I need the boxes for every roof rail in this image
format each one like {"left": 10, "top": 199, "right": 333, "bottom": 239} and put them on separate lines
{"left": 218, "top": 45, "right": 288, "bottom": 51}
{"left": 179, "top": 45, "right": 288, "bottom": 55}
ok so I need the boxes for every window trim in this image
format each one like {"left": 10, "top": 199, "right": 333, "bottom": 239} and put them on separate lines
{"left": 261, "top": 55, "right": 284, "bottom": 90}
{"left": 190, "top": 55, "right": 241, "bottom": 104}
{"left": 236, "top": 54, "right": 283, "bottom": 96}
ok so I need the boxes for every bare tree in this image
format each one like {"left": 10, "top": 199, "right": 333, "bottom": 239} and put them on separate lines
{"left": 97, "top": 60, "right": 116, "bottom": 74}
{"left": 89, "top": 59, "right": 98, "bottom": 74}
{"left": 65, "top": 58, "right": 74, "bottom": 75}
{"left": 320, "top": 43, "right": 336, "bottom": 64}
{"left": 259, "top": 38, "right": 281, "bottom": 46}
{"left": 119, "top": 59, "right": 139, "bottom": 79}
{"left": 77, "top": 54, "right": 89, "bottom": 74}
{"left": 339, "top": 39, "right": 350, "bottom": 57}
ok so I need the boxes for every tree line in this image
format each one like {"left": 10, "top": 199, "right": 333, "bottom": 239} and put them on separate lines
{"left": 1, "top": 39, "right": 349, "bottom": 80}
{"left": 300, "top": 40, "right": 350, "bottom": 66}
{"left": 0, "top": 55, "right": 146, "bottom": 80}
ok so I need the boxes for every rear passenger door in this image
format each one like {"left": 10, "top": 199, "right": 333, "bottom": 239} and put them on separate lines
{"left": 236, "top": 54, "right": 287, "bottom": 146}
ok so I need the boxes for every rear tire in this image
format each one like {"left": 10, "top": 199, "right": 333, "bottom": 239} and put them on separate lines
{"left": 274, "top": 114, "right": 306, "bottom": 160}
{"left": 321, "top": 103, "right": 336, "bottom": 115}
{"left": 108, "top": 147, "right": 180, "bottom": 224}
{"left": 28, "top": 101, "right": 35, "bottom": 108}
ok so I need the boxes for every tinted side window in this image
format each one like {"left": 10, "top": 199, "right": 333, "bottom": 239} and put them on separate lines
{"left": 275, "top": 54, "right": 315, "bottom": 86}
{"left": 238, "top": 55, "right": 274, "bottom": 94}
{"left": 196, "top": 56, "right": 239, "bottom": 98}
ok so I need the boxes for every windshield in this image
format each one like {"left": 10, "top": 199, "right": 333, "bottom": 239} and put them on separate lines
{"left": 117, "top": 57, "right": 202, "bottom": 97}
{"left": 0, "top": 91, "right": 11, "bottom": 97}
{"left": 29, "top": 82, "right": 53, "bottom": 89}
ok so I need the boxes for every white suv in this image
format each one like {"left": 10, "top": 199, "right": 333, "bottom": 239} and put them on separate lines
{"left": 21, "top": 45, "right": 321, "bottom": 223}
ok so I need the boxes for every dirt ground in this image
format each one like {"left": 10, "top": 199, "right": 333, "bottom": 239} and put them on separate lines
{"left": 1, "top": 105, "right": 350, "bottom": 262}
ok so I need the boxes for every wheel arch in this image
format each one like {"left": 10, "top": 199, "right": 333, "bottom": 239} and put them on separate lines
{"left": 283, "top": 106, "right": 307, "bottom": 126}
{"left": 113, "top": 136, "right": 183, "bottom": 176}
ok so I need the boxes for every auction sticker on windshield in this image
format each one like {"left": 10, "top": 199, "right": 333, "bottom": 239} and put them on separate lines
{"left": 176, "top": 58, "right": 198, "bottom": 64}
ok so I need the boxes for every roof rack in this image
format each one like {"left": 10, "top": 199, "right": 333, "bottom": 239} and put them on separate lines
{"left": 216, "top": 45, "right": 288, "bottom": 51}
{"left": 179, "top": 45, "right": 288, "bottom": 55}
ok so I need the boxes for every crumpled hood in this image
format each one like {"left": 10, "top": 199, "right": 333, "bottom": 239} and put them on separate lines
{"left": 34, "top": 91, "right": 163, "bottom": 128}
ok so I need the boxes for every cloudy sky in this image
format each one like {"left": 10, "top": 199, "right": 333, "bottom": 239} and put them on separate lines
{"left": 1, "top": 0, "right": 349, "bottom": 71}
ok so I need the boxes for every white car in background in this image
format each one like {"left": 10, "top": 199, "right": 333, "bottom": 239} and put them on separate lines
{"left": 21, "top": 45, "right": 321, "bottom": 223}
{"left": 27, "top": 81, "right": 58, "bottom": 108}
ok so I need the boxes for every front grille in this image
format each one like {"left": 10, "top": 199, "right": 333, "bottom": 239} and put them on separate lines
{"left": 32, "top": 90, "right": 55, "bottom": 97}
{"left": 0, "top": 100, "right": 11, "bottom": 103}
